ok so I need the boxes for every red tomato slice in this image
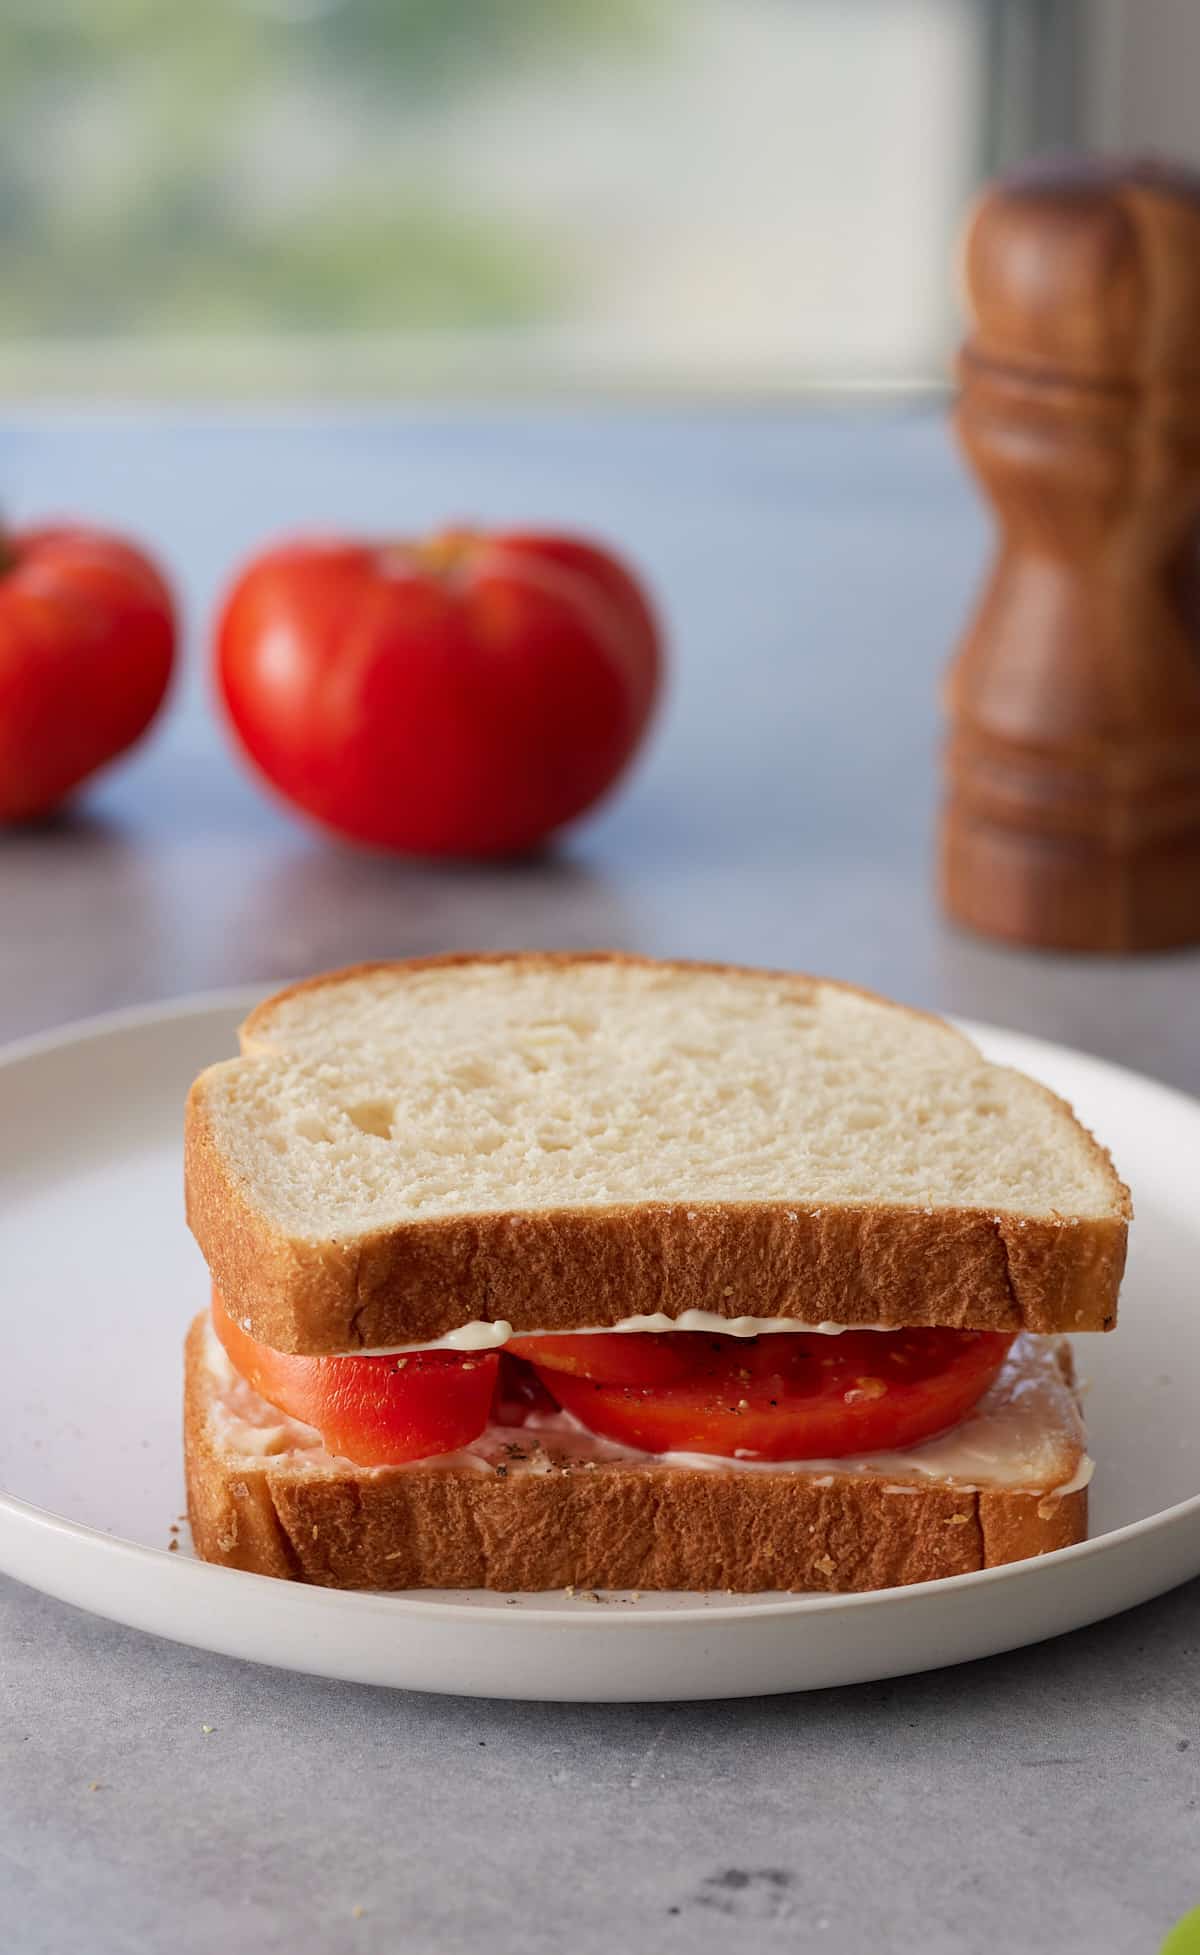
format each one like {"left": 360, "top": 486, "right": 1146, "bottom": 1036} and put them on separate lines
{"left": 506, "top": 1331, "right": 706, "bottom": 1386}
{"left": 531, "top": 1328, "right": 1014, "bottom": 1461}
{"left": 212, "top": 1296, "right": 497, "bottom": 1466}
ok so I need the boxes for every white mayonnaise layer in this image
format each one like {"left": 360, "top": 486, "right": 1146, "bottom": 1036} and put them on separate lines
{"left": 201, "top": 1322, "right": 1090, "bottom": 1496}
{"left": 341, "top": 1311, "right": 882, "bottom": 1355}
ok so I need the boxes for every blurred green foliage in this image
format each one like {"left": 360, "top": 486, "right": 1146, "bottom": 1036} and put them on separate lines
{"left": 0, "top": 0, "right": 655, "bottom": 337}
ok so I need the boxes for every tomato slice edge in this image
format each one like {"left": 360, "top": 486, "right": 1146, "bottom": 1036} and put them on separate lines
{"left": 529, "top": 1328, "right": 1015, "bottom": 1462}
{"left": 211, "top": 1295, "right": 498, "bottom": 1467}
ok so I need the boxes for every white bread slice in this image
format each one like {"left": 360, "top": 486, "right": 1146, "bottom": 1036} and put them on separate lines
{"left": 185, "top": 954, "right": 1129, "bottom": 1353}
{"left": 183, "top": 1315, "right": 1089, "bottom": 1592}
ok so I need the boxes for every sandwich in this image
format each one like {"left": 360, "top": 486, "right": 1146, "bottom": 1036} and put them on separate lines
{"left": 183, "top": 954, "right": 1129, "bottom": 1593}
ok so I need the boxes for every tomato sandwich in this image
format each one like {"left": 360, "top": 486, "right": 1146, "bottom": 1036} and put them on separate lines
{"left": 183, "top": 955, "right": 1129, "bottom": 1593}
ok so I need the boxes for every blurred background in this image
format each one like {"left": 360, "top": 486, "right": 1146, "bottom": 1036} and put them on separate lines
{"left": 4, "top": 0, "right": 1200, "bottom": 1078}
{"left": 1, "top": 0, "right": 1194, "bottom": 399}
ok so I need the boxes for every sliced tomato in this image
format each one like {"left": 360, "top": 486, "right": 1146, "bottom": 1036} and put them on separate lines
{"left": 506, "top": 1331, "right": 706, "bottom": 1387}
{"left": 211, "top": 1294, "right": 498, "bottom": 1466}
{"left": 530, "top": 1328, "right": 1014, "bottom": 1461}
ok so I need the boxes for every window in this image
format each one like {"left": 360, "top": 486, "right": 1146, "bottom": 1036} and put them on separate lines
{"left": 0, "top": 1, "right": 1082, "bottom": 393}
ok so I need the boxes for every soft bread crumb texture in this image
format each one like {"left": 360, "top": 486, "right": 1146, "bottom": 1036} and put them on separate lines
{"left": 196, "top": 958, "right": 1123, "bottom": 1237}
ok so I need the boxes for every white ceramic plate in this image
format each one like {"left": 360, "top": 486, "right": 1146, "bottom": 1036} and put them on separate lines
{"left": 1, "top": 991, "right": 1198, "bottom": 1702}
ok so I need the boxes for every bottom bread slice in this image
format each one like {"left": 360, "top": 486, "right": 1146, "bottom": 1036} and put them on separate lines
{"left": 184, "top": 1314, "right": 1089, "bottom": 1593}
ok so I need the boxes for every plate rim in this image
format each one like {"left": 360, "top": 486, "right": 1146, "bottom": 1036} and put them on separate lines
{"left": 2, "top": 983, "right": 1198, "bottom": 1632}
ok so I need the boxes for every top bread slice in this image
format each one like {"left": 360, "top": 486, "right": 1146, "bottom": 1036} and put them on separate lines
{"left": 185, "top": 953, "right": 1130, "bottom": 1353}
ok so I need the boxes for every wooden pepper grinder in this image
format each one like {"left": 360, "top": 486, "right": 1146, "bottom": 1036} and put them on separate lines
{"left": 940, "top": 156, "right": 1200, "bottom": 952}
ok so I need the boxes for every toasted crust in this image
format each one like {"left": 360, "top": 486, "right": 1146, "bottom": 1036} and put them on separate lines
{"left": 185, "top": 953, "right": 1129, "bottom": 1353}
{"left": 183, "top": 1315, "right": 1088, "bottom": 1594}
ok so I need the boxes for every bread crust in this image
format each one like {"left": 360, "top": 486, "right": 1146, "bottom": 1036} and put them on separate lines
{"left": 183, "top": 1315, "right": 1088, "bottom": 1594}
{"left": 185, "top": 953, "right": 1130, "bottom": 1354}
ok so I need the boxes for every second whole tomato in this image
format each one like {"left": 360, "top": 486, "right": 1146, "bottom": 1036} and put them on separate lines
{"left": 215, "top": 527, "right": 663, "bottom": 857}
{"left": 0, "top": 525, "right": 175, "bottom": 822}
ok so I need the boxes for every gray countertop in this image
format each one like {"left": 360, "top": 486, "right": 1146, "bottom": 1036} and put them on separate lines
{"left": 2, "top": 408, "right": 1198, "bottom": 1955}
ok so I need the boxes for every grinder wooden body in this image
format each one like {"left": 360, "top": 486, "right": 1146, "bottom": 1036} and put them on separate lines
{"left": 941, "top": 159, "right": 1200, "bottom": 951}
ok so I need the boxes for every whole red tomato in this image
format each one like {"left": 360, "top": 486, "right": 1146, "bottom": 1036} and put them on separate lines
{"left": 215, "top": 527, "right": 663, "bottom": 857}
{"left": 0, "top": 525, "right": 175, "bottom": 822}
